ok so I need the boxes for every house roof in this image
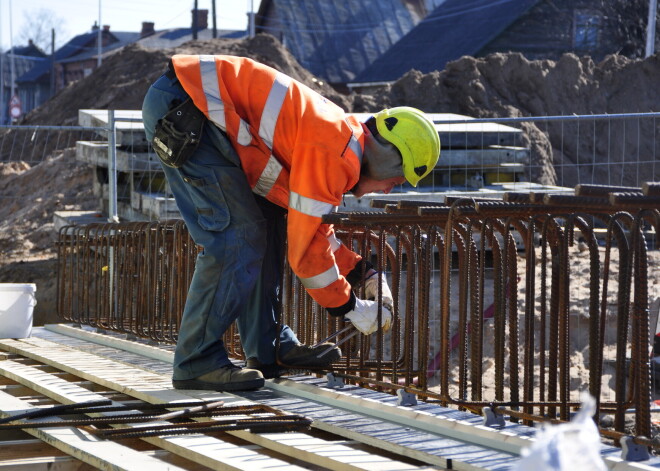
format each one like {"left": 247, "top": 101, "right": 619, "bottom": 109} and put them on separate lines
{"left": 352, "top": 0, "right": 540, "bottom": 84}
{"left": 10, "top": 43, "right": 46, "bottom": 58}
{"left": 1, "top": 54, "right": 47, "bottom": 86}
{"left": 16, "top": 30, "right": 139, "bottom": 83}
{"left": 57, "top": 32, "right": 140, "bottom": 64}
{"left": 255, "top": 0, "right": 425, "bottom": 84}
{"left": 137, "top": 27, "right": 247, "bottom": 49}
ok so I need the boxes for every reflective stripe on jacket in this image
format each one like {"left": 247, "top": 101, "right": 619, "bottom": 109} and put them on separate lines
{"left": 171, "top": 54, "right": 363, "bottom": 308}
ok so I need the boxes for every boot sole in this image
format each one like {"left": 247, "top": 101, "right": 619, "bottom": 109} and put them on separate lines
{"left": 172, "top": 377, "right": 265, "bottom": 391}
{"left": 247, "top": 364, "right": 283, "bottom": 379}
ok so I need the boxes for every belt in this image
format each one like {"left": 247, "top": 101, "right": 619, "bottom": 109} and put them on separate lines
{"left": 165, "top": 59, "right": 177, "bottom": 80}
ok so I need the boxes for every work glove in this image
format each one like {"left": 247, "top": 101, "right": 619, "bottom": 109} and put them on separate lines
{"left": 364, "top": 271, "right": 393, "bottom": 310}
{"left": 345, "top": 298, "right": 392, "bottom": 335}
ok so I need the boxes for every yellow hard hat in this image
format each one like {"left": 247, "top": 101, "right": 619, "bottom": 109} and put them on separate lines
{"left": 375, "top": 107, "right": 440, "bottom": 187}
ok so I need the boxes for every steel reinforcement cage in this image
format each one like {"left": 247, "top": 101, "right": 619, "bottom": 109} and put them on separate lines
{"left": 57, "top": 182, "right": 660, "bottom": 447}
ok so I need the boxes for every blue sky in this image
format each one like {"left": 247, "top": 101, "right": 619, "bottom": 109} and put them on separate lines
{"left": 0, "top": 0, "right": 262, "bottom": 50}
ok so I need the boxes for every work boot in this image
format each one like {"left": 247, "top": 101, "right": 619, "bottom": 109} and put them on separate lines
{"left": 172, "top": 364, "right": 264, "bottom": 391}
{"left": 246, "top": 343, "right": 342, "bottom": 378}
{"left": 279, "top": 343, "right": 342, "bottom": 368}
{"left": 246, "top": 357, "right": 284, "bottom": 379}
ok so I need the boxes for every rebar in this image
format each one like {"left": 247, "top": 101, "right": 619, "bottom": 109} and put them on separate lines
{"left": 0, "top": 399, "right": 311, "bottom": 440}
{"left": 57, "top": 182, "right": 660, "bottom": 447}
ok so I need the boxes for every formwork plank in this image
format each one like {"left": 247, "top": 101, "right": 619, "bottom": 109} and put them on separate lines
{"left": 0, "top": 390, "right": 186, "bottom": 471}
{"left": 39, "top": 326, "right": 516, "bottom": 469}
{"left": 76, "top": 141, "right": 161, "bottom": 172}
{"left": 267, "top": 375, "right": 531, "bottom": 455}
{"left": 0, "top": 339, "right": 425, "bottom": 471}
{"left": 78, "top": 109, "right": 148, "bottom": 147}
{"left": 0, "top": 438, "right": 86, "bottom": 471}
{"left": 0, "top": 439, "right": 183, "bottom": 471}
{"left": 33, "top": 326, "right": 660, "bottom": 471}
{"left": 237, "top": 389, "right": 514, "bottom": 470}
{"left": 0, "top": 343, "right": 308, "bottom": 471}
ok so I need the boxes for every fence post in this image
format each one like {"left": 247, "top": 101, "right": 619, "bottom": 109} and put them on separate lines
{"left": 107, "top": 109, "right": 118, "bottom": 325}
{"left": 107, "top": 109, "right": 118, "bottom": 224}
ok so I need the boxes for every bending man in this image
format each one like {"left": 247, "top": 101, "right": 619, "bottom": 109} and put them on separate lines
{"left": 141, "top": 55, "right": 440, "bottom": 391}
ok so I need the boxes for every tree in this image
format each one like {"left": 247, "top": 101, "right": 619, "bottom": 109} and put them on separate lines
{"left": 16, "top": 8, "right": 67, "bottom": 53}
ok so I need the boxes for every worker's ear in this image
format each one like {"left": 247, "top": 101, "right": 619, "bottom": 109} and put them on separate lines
{"left": 362, "top": 131, "right": 403, "bottom": 181}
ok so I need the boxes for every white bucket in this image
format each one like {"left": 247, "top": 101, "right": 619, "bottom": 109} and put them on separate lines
{"left": 0, "top": 283, "right": 37, "bottom": 339}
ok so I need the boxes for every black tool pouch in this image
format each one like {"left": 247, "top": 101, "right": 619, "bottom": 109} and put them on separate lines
{"left": 152, "top": 98, "right": 206, "bottom": 168}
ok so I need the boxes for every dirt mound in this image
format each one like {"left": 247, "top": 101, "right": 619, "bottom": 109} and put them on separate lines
{"left": 0, "top": 149, "right": 97, "bottom": 322}
{"left": 22, "top": 34, "right": 351, "bottom": 126}
{"left": 356, "top": 52, "right": 660, "bottom": 186}
{"left": 0, "top": 149, "right": 96, "bottom": 261}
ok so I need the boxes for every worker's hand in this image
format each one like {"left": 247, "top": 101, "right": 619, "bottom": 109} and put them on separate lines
{"left": 344, "top": 298, "right": 392, "bottom": 335}
{"left": 364, "top": 272, "right": 393, "bottom": 310}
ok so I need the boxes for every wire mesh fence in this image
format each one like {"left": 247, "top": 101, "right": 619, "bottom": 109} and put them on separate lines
{"left": 2, "top": 112, "right": 659, "bottom": 221}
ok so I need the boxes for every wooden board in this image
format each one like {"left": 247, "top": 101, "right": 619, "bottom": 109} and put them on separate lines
{"left": 0, "top": 338, "right": 425, "bottom": 471}
{"left": 0, "top": 346, "right": 306, "bottom": 471}
{"left": 0, "top": 438, "right": 187, "bottom": 471}
{"left": 43, "top": 325, "right": 527, "bottom": 455}
{"left": 434, "top": 147, "right": 528, "bottom": 167}
{"left": 39, "top": 327, "right": 514, "bottom": 469}
{"left": 238, "top": 388, "right": 514, "bottom": 470}
{"left": 0, "top": 390, "right": 188, "bottom": 471}
{"left": 35, "top": 326, "right": 660, "bottom": 471}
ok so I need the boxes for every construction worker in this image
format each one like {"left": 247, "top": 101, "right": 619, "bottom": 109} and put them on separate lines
{"left": 141, "top": 55, "right": 440, "bottom": 391}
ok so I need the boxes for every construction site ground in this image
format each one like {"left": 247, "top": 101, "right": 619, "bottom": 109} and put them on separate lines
{"left": 0, "top": 33, "right": 659, "bottom": 469}
{"left": 0, "top": 34, "right": 660, "bottom": 325}
{"left": 1, "top": 323, "right": 657, "bottom": 470}
{"left": 2, "top": 33, "right": 660, "bottom": 326}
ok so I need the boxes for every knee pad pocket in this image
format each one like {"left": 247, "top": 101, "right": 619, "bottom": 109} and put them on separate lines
{"left": 180, "top": 172, "right": 230, "bottom": 232}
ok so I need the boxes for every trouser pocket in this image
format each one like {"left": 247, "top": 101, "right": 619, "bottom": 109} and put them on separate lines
{"left": 179, "top": 171, "right": 231, "bottom": 232}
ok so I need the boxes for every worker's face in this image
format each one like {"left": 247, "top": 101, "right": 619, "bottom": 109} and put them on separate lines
{"left": 352, "top": 175, "right": 406, "bottom": 198}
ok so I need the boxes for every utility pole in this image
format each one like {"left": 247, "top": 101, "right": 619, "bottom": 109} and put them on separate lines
{"left": 0, "top": 3, "right": 4, "bottom": 125}
{"left": 8, "top": 0, "right": 14, "bottom": 110}
{"left": 212, "top": 0, "right": 217, "bottom": 38}
{"left": 97, "top": 0, "right": 102, "bottom": 66}
{"left": 646, "top": 0, "right": 658, "bottom": 57}
{"left": 248, "top": 0, "right": 255, "bottom": 38}
{"left": 50, "top": 29, "right": 55, "bottom": 97}
{"left": 192, "top": 0, "right": 198, "bottom": 40}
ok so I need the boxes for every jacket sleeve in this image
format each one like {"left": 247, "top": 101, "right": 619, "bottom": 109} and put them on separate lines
{"left": 286, "top": 140, "right": 362, "bottom": 309}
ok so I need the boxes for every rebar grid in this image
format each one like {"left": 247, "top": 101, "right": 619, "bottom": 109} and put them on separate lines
{"left": 57, "top": 182, "right": 659, "bottom": 444}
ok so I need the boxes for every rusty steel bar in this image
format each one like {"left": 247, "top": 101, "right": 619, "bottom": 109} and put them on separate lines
{"left": 575, "top": 184, "right": 642, "bottom": 197}
{"left": 643, "top": 182, "right": 660, "bottom": 196}
{"left": 93, "top": 415, "right": 313, "bottom": 439}
{"left": 56, "top": 182, "right": 660, "bottom": 448}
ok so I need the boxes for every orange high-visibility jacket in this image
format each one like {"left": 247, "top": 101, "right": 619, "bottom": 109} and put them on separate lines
{"left": 171, "top": 55, "right": 363, "bottom": 309}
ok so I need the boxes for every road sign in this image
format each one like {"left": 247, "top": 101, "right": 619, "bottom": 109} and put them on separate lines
{"left": 9, "top": 94, "right": 21, "bottom": 119}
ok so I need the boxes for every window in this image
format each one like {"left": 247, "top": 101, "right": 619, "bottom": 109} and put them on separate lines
{"left": 574, "top": 10, "right": 602, "bottom": 50}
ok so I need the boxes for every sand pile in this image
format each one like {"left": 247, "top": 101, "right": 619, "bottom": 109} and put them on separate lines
{"left": 22, "top": 34, "right": 351, "bottom": 126}
{"left": 355, "top": 52, "right": 660, "bottom": 187}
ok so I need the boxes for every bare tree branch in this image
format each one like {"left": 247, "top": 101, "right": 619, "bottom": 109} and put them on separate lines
{"left": 16, "top": 8, "right": 67, "bottom": 53}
